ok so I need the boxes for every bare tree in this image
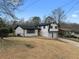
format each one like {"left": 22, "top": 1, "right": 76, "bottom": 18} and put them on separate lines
{"left": 31, "top": 16, "right": 41, "bottom": 26}
{"left": 52, "top": 8, "right": 66, "bottom": 28}
{"left": 0, "top": 0, "right": 23, "bottom": 20}
{"left": 0, "top": 17, "right": 6, "bottom": 27}
{"left": 44, "top": 16, "right": 54, "bottom": 23}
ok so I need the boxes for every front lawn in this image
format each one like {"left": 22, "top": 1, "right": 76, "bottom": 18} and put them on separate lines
{"left": 0, "top": 37, "right": 79, "bottom": 59}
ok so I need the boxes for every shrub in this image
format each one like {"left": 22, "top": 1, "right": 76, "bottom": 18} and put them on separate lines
{"left": 0, "top": 27, "right": 9, "bottom": 39}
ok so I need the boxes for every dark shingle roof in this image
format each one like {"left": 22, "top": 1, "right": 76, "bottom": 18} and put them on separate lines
{"left": 39, "top": 23, "right": 50, "bottom": 26}
{"left": 15, "top": 22, "right": 57, "bottom": 30}
{"left": 15, "top": 25, "right": 40, "bottom": 30}
{"left": 39, "top": 22, "right": 57, "bottom": 26}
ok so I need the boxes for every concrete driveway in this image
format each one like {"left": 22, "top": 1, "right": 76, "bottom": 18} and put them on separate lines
{"left": 59, "top": 38, "right": 79, "bottom": 48}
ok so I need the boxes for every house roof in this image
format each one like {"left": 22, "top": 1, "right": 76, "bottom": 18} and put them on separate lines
{"left": 39, "top": 22, "right": 57, "bottom": 26}
{"left": 39, "top": 23, "right": 50, "bottom": 26}
{"left": 60, "top": 23, "right": 79, "bottom": 32}
{"left": 15, "top": 25, "right": 40, "bottom": 30}
{"left": 59, "top": 28, "right": 72, "bottom": 31}
{"left": 15, "top": 22, "right": 57, "bottom": 30}
{"left": 60, "top": 28, "right": 79, "bottom": 32}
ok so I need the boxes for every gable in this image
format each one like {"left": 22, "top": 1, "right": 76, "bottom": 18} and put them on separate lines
{"left": 15, "top": 26, "right": 23, "bottom": 31}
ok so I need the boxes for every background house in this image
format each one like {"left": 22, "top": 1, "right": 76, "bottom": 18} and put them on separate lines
{"left": 59, "top": 23, "right": 79, "bottom": 38}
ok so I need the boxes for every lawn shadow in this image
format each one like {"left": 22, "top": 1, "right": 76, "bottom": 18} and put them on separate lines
{"left": 25, "top": 44, "right": 35, "bottom": 48}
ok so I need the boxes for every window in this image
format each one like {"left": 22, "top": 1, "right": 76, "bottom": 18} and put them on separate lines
{"left": 55, "top": 26, "right": 58, "bottom": 29}
{"left": 53, "top": 22, "right": 55, "bottom": 24}
{"left": 27, "top": 29, "right": 35, "bottom": 33}
{"left": 52, "top": 22, "right": 56, "bottom": 24}
{"left": 50, "top": 25, "right": 53, "bottom": 28}
{"left": 43, "top": 26, "right": 45, "bottom": 29}
{"left": 50, "top": 26, "right": 53, "bottom": 28}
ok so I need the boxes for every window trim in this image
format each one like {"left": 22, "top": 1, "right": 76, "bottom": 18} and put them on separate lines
{"left": 55, "top": 26, "right": 58, "bottom": 29}
{"left": 43, "top": 26, "right": 45, "bottom": 29}
{"left": 27, "top": 29, "right": 35, "bottom": 33}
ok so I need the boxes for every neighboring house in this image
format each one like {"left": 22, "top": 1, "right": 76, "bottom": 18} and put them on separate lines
{"left": 59, "top": 28, "right": 73, "bottom": 37}
{"left": 59, "top": 28, "right": 79, "bottom": 38}
{"left": 15, "top": 22, "right": 58, "bottom": 38}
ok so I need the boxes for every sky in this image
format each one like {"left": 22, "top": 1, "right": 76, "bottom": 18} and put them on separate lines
{"left": 15, "top": 0, "right": 79, "bottom": 23}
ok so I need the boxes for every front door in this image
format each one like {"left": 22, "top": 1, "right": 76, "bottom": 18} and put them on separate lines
{"left": 52, "top": 32, "right": 53, "bottom": 38}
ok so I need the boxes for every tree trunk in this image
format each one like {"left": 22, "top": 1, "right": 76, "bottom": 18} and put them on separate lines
{"left": 1, "top": 37, "right": 3, "bottom": 39}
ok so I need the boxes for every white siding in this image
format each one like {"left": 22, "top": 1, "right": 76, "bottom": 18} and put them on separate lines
{"left": 40, "top": 23, "right": 58, "bottom": 39}
{"left": 48, "top": 33, "right": 53, "bottom": 39}
{"left": 40, "top": 26, "right": 48, "bottom": 37}
{"left": 50, "top": 24, "right": 58, "bottom": 31}
{"left": 40, "top": 26, "right": 52, "bottom": 38}
{"left": 15, "top": 27, "right": 24, "bottom": 36}
{"left": 53, "top": 32, "right": 58, "bottom": 38}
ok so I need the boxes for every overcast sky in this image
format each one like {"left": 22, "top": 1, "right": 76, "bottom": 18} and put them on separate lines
{"left": 15, "top": 0, "right": 79, "bottom": 23}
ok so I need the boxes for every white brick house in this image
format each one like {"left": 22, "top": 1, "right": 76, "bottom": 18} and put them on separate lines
{"left": 15, "top": 22, "right": 58, "bottom": 39}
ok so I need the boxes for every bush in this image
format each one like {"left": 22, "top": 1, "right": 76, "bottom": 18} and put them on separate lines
{"left": 70, "top": 35, "right": 77, "bottom": 38}
{"left": 0, "top": 27, "right": 9, "bottom": 39}
{"left": 9, "top": 27, "right": 13, "bottom": 33}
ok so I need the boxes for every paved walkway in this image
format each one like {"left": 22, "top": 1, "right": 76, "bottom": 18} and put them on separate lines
{"left": 58, "top": 38, "right": 79, "bottom": 48}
